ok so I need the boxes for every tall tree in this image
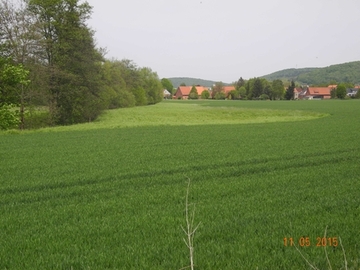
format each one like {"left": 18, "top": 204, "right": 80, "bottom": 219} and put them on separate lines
{"left": 211, "top": 82, "right": 224, "bottom": 99}
{"left": 161, "top": 78, "right": 174, "bottom": 95}
{"left": 285, "top": 80, "right": 295, "bottom": 100}
{"left": 253, "top": 78, "right": 263, "bottom": 99}
{"left": 271, "top": 79, "right": 285, "bottom": 100}
{"left": 188, "top": 85, "right": 198, "bottom": 99}
{"left": 336, "top": 84, "right": 347, "bottom": 99}
{"left": 27, "top": 0, "right": 104, "bottom": 124}
{"left": 236, "top": 77, "right": 245, "bottom": 89}
{"left": 238, "top": 86, "right": 246, "bottom": 99}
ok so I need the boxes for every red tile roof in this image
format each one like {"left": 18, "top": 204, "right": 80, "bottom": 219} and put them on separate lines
{"left": 176, "top": 86, "right": 209, "bottom": 97}
{"left": 307, "top": 87, "right": 331, "bottom": 95}
{"left": 223, "top": 86, "right": 235, "bottom": 93}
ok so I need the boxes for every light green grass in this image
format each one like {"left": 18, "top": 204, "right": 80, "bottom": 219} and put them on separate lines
{"left": 0, "top": 100, "right": 359, "bottom": 269}
{"left": 4, "top": 100, "right": 328, "bottom": 133}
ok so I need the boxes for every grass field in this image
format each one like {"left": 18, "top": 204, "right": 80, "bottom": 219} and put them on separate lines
{"left": 0, "top": 100, "right": 359, "bottom": 269}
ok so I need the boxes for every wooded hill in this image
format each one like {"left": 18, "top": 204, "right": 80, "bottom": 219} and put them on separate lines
{"left": 168, "top": 77, "right": 228, "bottom": 88}
{"left": 261, "top": 61, "right": 360, "bottom": 85}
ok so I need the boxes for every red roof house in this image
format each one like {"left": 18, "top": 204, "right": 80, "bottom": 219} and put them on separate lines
{"left": 174, "top": 86, "right": 209, "bottom": 99}
{"left": 304, "top": 87, "right": 332, "bottom": 99}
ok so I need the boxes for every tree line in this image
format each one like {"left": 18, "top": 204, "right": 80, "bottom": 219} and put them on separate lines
{"left": 0, "top": 0, "right": 162, "bottom": 130}
{"left": 162, "top": 77, "right": 289, "bottom": 100}
{"left": 162, "top": 76, "right": 360, "bottom": 100}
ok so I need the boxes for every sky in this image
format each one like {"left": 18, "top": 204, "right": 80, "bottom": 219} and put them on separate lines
{"left": 85, "top": 0, "right": 360, "bottom": 82}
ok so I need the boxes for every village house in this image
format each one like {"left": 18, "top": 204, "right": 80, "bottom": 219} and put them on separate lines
{"left": 163, "top": 89, "right": 171, "bottom": 99}
{"left": 298, "top": 85, "right": 336, "bottom": 100}
{"left": 222, "top": 86, "right": 236, "bottom": 95}
{"left": 174, "top": 86, "right": 209, "bottom": 99}
{"left": 346, "top": 88, "right": 359, "bottom": 97}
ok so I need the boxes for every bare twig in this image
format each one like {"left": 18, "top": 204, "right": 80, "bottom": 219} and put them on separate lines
{"left": 339, "top": 236, "right": 348, "bottom": 270}
{"left": 291, "top": 225, "right": 349, "bottom": 270}
{"left": 180, "top": 178, "right": 201, "bottom": 270}
{"left": 293, "top": 242, "right": 319, "bottom": 270}
{"left": 323, "top": 226, "right": 332, "bottom": 270}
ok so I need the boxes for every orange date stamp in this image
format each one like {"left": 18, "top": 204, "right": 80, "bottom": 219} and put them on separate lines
{"left": 284, "top": 237, "right": 338, "bottom": 247}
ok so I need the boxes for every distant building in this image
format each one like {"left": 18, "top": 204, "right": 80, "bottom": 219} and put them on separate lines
{"left": 174, "top": 86, "right": 209, "bottom": 99}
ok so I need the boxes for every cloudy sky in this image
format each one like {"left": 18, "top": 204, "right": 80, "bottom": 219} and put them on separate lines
{"left": 86, "top": 0, "right": 360, "bottom": 82}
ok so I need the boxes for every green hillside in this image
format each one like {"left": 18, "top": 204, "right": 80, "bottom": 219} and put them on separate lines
{"left": 262, "top": 61, "right": 360, "bottom": 85}
{"left": 168, "top": 77, "right": 229, "bottom": 88}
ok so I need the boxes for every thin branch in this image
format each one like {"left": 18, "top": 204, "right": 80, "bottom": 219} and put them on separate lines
{"left": 339, "top": 236, "right": 348, "bottom": 270}
{"left": 323, "top": 226, "right": 332, "bottom": 270}
{"left": 180, "top": 178, "right": 201, "bottom": 270}
{"left": 293, "top": 242, "right": 319, "bottom": 270}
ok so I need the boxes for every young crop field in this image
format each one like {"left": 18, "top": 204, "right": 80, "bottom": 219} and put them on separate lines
{"left": 0, "top": 100, "right": 359, "bottom": 269}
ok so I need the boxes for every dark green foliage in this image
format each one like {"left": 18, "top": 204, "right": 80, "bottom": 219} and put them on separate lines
{"left": 236, "top": 77, "right": 245, "bottom": 88}
{"left": 330, "top": 88, "right": 337, "bottom": 99}
{"left": 285, "top": 81, "right": 295, "bottom": 100}
{"left": 336, "top": 84, "right": 347, "bottom": 99}
{"left": 355, "top": 89, "right": 360, "bottom": 99}
{"left": 161, "top": 78, "right": 174, "bottom": 94}
{"left": 252, "top": 78, "right": 263, "bottom": 99}
{"left": 0, "top": 1, "right": 163, "bottom": 129}
{"left": 188, "top": 85, "right": 198, "bottom": 99}
{"left": 26, "top": 0, "right": 104, "bottom": 125}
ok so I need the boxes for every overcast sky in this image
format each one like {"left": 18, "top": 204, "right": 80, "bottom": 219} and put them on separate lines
{"left": 86, "top": 0, "right": 360, "bottom": 82}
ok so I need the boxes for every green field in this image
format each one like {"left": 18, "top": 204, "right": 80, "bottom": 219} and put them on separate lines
{"left": 1, "top": 100, "right": 359, "bottom": 269}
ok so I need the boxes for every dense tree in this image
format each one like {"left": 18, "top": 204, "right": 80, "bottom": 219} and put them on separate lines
{"left": 200, "top": 90, "right": 210, "bottom": 99}
{"left": 161, "top": 78, "right": 174, "bottom": 95}
{"left": 188, "top": 85, "right": 198, "bottom": 99}
{"left": 238, "top": 86, "right": 246, "bottom": 99}
{"left": 355, "top": 89, "right": 360, "bottom": 99}
{"left": 271, "top": 79, "right": 285, "bottom": 100}
{"left": 236, "top": 77, "right": 245, "bottom": 88}
{"left": 227, "top": 90, "right": 238, "bottom": 100}
{"left": 285, "top": 81, "right": 295, "bottom": 100}
{"left": 336, "top": 84, "right": 347, "bottom": 99}
{"left": 139, "top": 67, "right": 162, "bottom": 104}
{"left": 330, "top": 88, "right": 337, "bottom": 99}
{"left": 180, "top": 82, "right": 186, "bottom": 86}
{"left": 0, "top": 57, "right": 30, "bottom": 129}
{"left": 252, "top": 78, "right": 263, "bottom": 99}
{"left": 211, "top": 82, "right": 224, "bottom": 99}
{"left": 26, "top": 0, "right": 104, "bottom": 124}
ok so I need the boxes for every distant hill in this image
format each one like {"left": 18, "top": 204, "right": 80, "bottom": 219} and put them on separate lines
{"left": 168, "top": 77, "right": 229, "bottom": 88}
{"left": 262, "top": 61, "right": 360, "bottom": 85}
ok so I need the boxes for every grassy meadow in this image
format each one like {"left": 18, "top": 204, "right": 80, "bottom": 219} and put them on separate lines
{"left": 0, "top": 100, "right": 359, "bottom": 269}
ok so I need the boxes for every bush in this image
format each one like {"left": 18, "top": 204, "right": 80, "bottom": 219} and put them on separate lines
{"left": 201, "top": 90, "right": 210, "bottom": 99}
{"left": 118, "top": 91, "right": 136, "bottom": 108}
{"left": 0, "top": 103, "right": 20, "bottom": 130}
{"left": 214, "top": 92, "right": 226, "bottom": 100}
